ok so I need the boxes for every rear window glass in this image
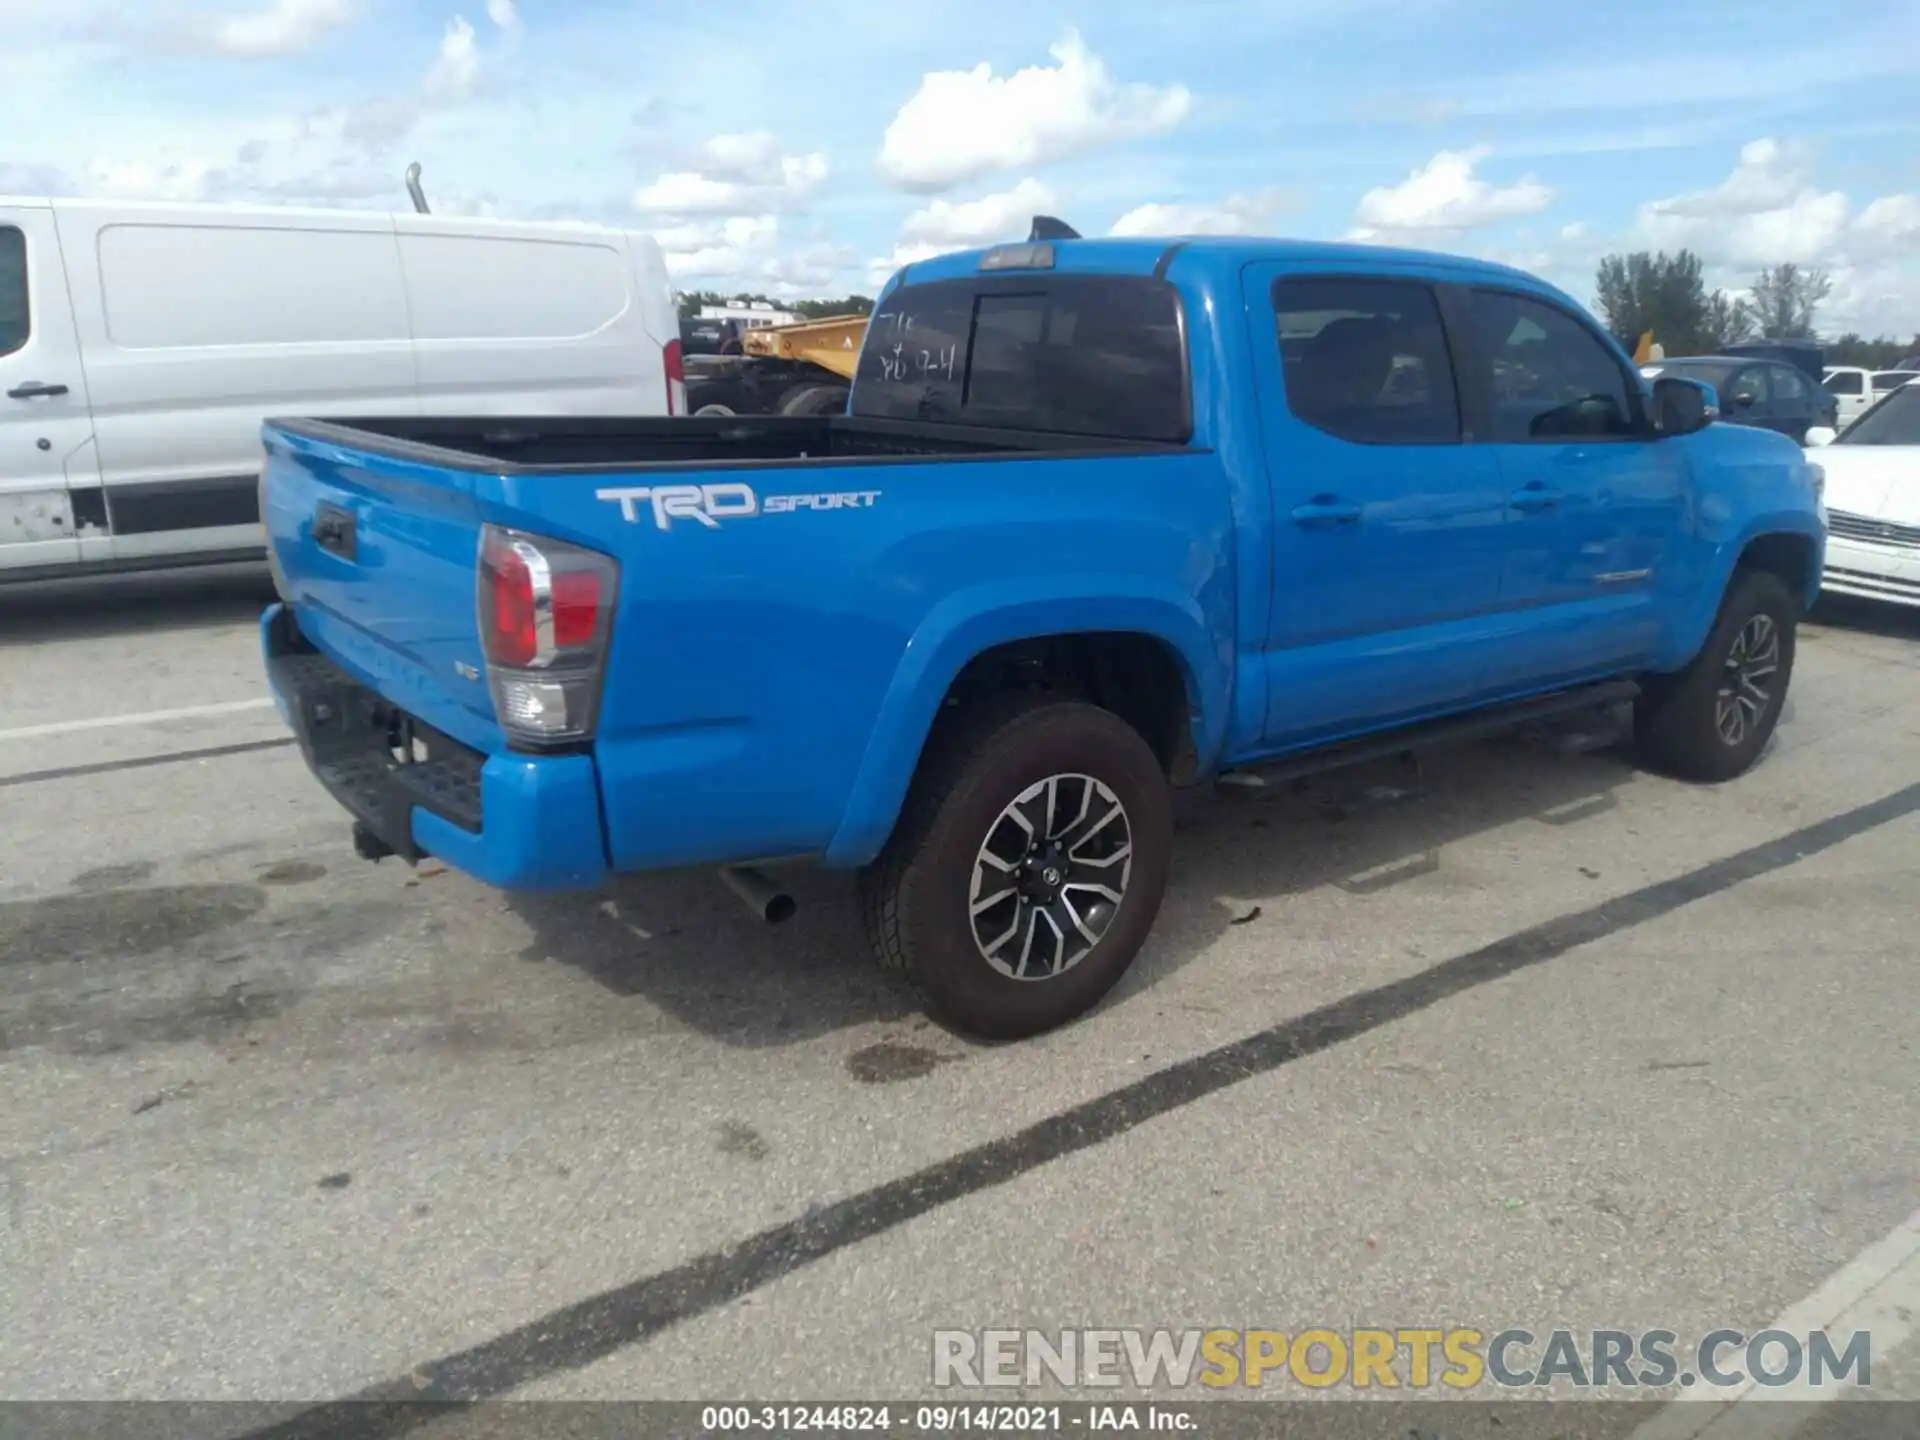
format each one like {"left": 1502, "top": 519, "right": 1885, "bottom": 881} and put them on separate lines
{"left": 0, "top": 226, "right": 27, "bottom": 357}
{"left": 850, "top": 276, "right": 1189, "bottom": 441}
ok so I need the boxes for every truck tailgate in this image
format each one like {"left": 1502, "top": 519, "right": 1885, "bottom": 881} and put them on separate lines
{"left": 260, "top": 423, "right": 497, "bottom": 749}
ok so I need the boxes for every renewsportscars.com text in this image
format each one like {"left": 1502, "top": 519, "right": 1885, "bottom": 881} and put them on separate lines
{"left": 931, "top": 1327, "right": 1873, "bottom": 1391}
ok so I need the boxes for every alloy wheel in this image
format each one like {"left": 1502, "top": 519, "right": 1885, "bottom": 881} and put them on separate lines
{"left": 967, "top": 773, "right": 1134, "bottom": 981}
{"left": 1715, "top": 613, "right": 1780, "bottom": 747}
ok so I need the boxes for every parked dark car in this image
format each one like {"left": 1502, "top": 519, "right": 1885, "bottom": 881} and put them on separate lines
{"left": 1645, "top": 355, "right": 1839, "bottom": 442}
{"left": 680, "top": 317, "right": 744, "bottom": 357}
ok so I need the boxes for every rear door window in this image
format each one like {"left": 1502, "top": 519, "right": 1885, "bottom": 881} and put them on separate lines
{"left": 0, "top": 226, "right": 28, "bottom": 357}
{"left": 1723, "top": 365, "right": 1769, "bottom": 412}
{"left": 1270, "top": 275, "right": 1462, "bottom": 444}
{"left": 1771, "top": 365, "right": 1810, "bottom": 412}
{"left": 850, "top": 275, "right": 1189, "bottom": 441}
{"left": 1824, "top": 370, "right": 1863, "bottom": 395}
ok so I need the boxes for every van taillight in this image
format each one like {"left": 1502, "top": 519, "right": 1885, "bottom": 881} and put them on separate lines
{"left": 663, "top": 339, "right": 685, "bottom": 415}
{"left": 477, "top": 526, "right": 619, "bottom": 746}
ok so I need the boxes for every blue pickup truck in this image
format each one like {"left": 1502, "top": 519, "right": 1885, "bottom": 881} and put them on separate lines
{"left": 259, "top": 220, "right": 1826, "bottom": 1040}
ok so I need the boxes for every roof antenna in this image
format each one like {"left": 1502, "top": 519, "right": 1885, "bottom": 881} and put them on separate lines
{"left": 1028, "top": 215, "right": 1079, "bottom": 242}
{"left": 405, "top": 162, "right": 430, "bottom": 214}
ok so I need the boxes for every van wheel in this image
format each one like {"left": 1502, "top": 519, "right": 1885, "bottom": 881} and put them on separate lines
{"left": 858, "top": 697, "right": 1172, "bottom": 1040}
{"left": 778, "top": 384, "right": 850, "bottom": 417}
{"left": 1635, "top": 567, "right": 1797, "bottom": 782}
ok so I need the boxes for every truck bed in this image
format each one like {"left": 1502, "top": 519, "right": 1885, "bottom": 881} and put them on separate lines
{"left": 266, "top": 414, "right": 1193, "bottom": 474}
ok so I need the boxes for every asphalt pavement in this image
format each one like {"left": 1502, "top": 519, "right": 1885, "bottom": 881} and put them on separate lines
{"left": 0, "top": 566, "right": 1915, "bottom": 1440}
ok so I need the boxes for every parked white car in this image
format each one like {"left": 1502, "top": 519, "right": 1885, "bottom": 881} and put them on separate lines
{"left": 1805, "top": 383, "right": 1920, "bottom": 608}
{"left": 1, "top": 197, "right": 683, "bottom": 583}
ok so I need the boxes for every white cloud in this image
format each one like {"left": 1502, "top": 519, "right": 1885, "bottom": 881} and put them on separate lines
{"left": 1631, "top": 139, "right": 1848, "bottom": 265}
{"left": 633, "top": 133, "right": 829, "bottom": 215}
{"left": 0, "top": 160, "right": 76, "bottom": 195}
{"left": 208, "top": 0, "right": 359, "bottom": 56}
{"left": 423, "top": 16, "right": 481, "bottom": 100}
{"left": 1500, "top": 140, "right": 1920, "bottom": 336}
{"left": 1855, "top": 194, "right": 1920, "bottom": 248}
{"left": 654, "top": 214, "right": 783, "bottom": 282}
{"left": 485, "top": 0, "right": 518, "bottom": 30}
{"left": 900, "top": 177, "right": 1056, "bottom": 248}
{"left": 88, "top": 157, "right": 222, "bottom": 202}
{"left": 1348, "top": 147, "right": 1554, "bottom": 242}
{"left": 876, "top": 30, "right": 1192, "bottom": 193}
{"left": 1109, "top": 189, "right": 1290, "bottom": 237}
{"left": 861, "top": 178, "right": 1055, "bottom": 287}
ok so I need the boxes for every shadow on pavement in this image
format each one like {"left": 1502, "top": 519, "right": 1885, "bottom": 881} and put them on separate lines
{"left": 1809, "top": 592, "right": 1920, "bottom": 644}
{"left": 506, "top": 704, "right": 1641, "bottom": 1051}
{"left": 0, "top": 564, "right": 276, "bottom": 648}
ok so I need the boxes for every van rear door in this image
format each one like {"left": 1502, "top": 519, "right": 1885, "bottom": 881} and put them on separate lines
{"left": 0, "top": 204, "right": 98, "bottom": 576}
{"left": 397, "top": 217, "right": 670, "bottom": 418}
{"left": 54, "top": 201, "right": 417, "bottom": 565}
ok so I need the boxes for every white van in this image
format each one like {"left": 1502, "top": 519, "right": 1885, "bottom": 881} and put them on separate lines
{"left": 0, "top": 197, "right": 683, "bottom": 581}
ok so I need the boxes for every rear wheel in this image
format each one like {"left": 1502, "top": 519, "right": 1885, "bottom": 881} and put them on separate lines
{"left": 858, "top": 698, "right": 1172, "bottom": 1040}
{"left": 1635, "top": 568, "right": 1797, "bottom": 782}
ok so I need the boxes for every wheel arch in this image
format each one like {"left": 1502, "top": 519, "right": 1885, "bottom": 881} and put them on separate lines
{"left": 822, "top": 591, "right": 1227, "bottom": 868}
{"left": 1659, "top": 516, "right": 1825, "bottom": 671}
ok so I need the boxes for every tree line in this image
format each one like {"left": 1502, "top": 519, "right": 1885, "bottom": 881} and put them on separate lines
{"left": 675, "top": 289, "right": 875, "bottom": 321}
{"left": 1592, "top": 251, "right": 1919, "bottom": 367}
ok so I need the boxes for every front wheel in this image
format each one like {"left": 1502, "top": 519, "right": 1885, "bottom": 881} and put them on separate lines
{"left": 1635, "top": 568, "right": 1797, "bottom": 782}
{"left": 858, "top": 699, "right": 1173, "bottom": 1040}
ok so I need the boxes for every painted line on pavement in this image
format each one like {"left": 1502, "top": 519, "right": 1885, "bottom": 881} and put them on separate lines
{"left": 238, "top": 781, "right": 1920, "bottom": 1440}
{"left": 1630, "top": 1208, "right": 1920, "bottom": 1439}
{"left": 0, "top": 697, "right": 274, "bottom": 743}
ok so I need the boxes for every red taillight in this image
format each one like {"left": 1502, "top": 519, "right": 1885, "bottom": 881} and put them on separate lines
{"left": 663, "top": 339, "right": 685, "bottom": 415}
{"left": 478, "top": 526, "right": 615, "bottom": 668}
{"left": 476, "top": 525, "right": 621, "bottom": 747}
{"left": 481, "top": 534, "right": 539, "bottom": 667}
{"left": 551, "top": 570, "right": 602, "bottom": 649}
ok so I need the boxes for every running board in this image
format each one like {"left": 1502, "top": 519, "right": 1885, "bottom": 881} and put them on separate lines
{"left": 1218, "top": 679, "right": 1640, "bottom": 790}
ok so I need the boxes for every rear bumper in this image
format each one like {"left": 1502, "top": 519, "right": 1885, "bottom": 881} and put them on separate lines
{"left": 261, "top": 603, "right": 610, "bottom": 890}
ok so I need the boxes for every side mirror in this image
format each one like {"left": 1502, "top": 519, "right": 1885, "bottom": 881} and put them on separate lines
{"left": 1805, "top": 426, "right": 1836, "bottom": 448}
{"left": 1652, "top": 376, "right": 1717, "bottom": 437}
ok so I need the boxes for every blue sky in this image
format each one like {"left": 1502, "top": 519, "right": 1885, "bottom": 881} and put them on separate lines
{"left": 6, "top": 0, "right": 1920, "bottom": 332}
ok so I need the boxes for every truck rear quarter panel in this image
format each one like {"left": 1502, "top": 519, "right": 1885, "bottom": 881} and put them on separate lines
{"left": 486, "top": 447, "right": 1239, "bottom": 874}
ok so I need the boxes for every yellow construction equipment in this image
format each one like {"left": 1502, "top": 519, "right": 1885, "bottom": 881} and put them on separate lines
{"left": 740, "top": 313, "right": 868, "bottom": 382}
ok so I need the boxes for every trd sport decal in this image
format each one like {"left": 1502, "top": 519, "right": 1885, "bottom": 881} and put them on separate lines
{"left": 595, "top": 483, "right": 881, "bottom": 531}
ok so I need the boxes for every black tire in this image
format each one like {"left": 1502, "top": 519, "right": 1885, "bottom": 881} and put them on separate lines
{"left": 685, "top": 380, "right": 742, "bottom": 417}
{"left": 857, "top": 697, "right": 1173, "bottom": 1040}
{"left": 1635, "top": 567, "right": 1798, "bottom": 782}
{"left": 778, "top": 383, "right": 850, "bottom": 417}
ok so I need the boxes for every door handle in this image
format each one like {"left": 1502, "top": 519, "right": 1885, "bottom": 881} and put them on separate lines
{"left": 1290, "top": 498, "right": 1362, "bottom": 527}
{"left": 1509, "top": 485, "right": 1563, "bottom": 513}
{"left": 6, "top": 380, "right": 70, "bottom": 400}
